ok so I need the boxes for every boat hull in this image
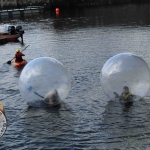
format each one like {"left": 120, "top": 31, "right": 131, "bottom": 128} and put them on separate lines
{"left": 0, "top": 34, "right": 21, "bottom": 42}
{"left": 14, "top": 60, "right": 27, "bottom": 67}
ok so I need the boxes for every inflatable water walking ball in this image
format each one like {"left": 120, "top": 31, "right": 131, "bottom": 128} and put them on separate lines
{"left": 19, "top": 57, "right": 71, "bottom": 106}
{"left": 100, "top": 53, "right": 150, "bottom": 101}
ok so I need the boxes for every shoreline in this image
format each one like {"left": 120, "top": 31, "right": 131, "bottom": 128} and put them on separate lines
{"left": 1, "top": 0, "right": 150, "bottom": 10}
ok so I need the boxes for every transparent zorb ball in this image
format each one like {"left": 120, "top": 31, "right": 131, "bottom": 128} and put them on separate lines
{"left": 100, "top": 53, "right": 150, "bottom": 101}
{"left": 19, "top": 57, "right": 71, "bottom": 106}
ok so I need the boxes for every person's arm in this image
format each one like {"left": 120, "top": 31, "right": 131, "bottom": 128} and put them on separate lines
{"left": 113, "top": 92, "right": 119, "bottom": 98}
{"left": 13, "top": 54, "right": 16, "bottom": 59}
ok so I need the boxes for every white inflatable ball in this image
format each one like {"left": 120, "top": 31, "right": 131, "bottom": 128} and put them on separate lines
{"left": 100, "top": 53, "right": 150, "bottom": 101}
{"left": 19, "top": 57, "right": 71, "bottom": 106}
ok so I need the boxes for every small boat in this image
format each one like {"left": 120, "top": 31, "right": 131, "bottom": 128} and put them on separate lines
{"left": 0, "top": 24, "right": 24, "bottom": 42}
{"left": 0, "top": 34, "right": 21, "bottom": 42}
{"left": 14, "top": 60, "right": 27, "bottom": 67}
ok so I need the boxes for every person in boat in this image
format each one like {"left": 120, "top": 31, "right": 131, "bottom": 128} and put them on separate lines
{"left": 114, "top": 86, "right": 133, "bottom": 103}
{"left": 14, "top": 49, "right": 25, "bottom": 62}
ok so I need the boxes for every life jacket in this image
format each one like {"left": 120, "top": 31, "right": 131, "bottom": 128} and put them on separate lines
{"left": 123, "top": 92, "right": 132, "bottom": 99}
{"left": 15, "top": 52, "right": 23, "bottom": 62}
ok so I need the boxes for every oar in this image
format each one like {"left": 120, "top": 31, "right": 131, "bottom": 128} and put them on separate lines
{"left": 7, "top": 45, "right": 30, "bottom": 64}
{"left": 34, "top": 91, "right": 44, "bottom": 99}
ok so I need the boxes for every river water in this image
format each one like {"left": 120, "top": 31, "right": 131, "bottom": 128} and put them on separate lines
{"left": 1, "top": 3, "right": 150, "bottom": 150}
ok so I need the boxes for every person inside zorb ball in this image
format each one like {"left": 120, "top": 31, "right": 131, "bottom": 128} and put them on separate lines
{"left": 34, "top": 89, "right": 60, "bottom": 106}
{"left": 19, "top": 57, "right": 71, "bottom": 107}
{"left": 114, "top": 86, "right": 135, "bottom": 103}
{"left": 100, "top": 53, "right": 150, "bottom": 104}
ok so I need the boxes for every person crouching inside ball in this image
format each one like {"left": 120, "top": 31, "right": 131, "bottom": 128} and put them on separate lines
{"left": 43, "top": 90, "right": 60, "bottom": 106}
{"left": 121, "top": 86, "right": 133, "bottom": 101}
{"left": 114, "top": 86, "right": 133, "bottom": 103}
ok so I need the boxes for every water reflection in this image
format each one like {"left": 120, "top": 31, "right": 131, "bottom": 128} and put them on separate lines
{"left": 1, "top": 3, "right": 150, "bottom": 149}
{"left": 54, "top": 14, "right": 60, "bottom": 30}
{"left": 23, "top": 102, "right": 75, "bottom": 149}
{"left": 1, "top": 4, "right": 150, "bottom": 28}
{"left": 50, "top": 4, "right": 150, "bottom": 29}
{"left": 102, "top": 99, "right": 150, "bottom": 149}
{"left": 13, "top": 67, "right": 24, "bottom": 78}
{"left": 0, "top": 142, "right": 6, "bottom": 150}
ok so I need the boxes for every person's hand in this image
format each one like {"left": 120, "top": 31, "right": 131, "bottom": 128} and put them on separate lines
{"left": 113, "top": 92, "right": 119, "bottom": 97}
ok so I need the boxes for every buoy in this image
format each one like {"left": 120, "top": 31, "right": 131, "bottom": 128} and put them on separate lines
{"left": 55, "top": 8, "right": 60, "bottom": 15}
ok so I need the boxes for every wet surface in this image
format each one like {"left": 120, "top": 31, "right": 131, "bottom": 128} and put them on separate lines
{"left": 1, "top": 3, "right": 150, "bottom": 149}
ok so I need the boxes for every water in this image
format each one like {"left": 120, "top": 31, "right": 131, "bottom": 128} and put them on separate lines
{"left": 1, "top": 4, "right": 150, "bottom": 149}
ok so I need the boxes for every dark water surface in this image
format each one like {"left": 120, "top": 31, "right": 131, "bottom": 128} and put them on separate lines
{"left": 1, "top": 4, "right": 150, "bottom": 149}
